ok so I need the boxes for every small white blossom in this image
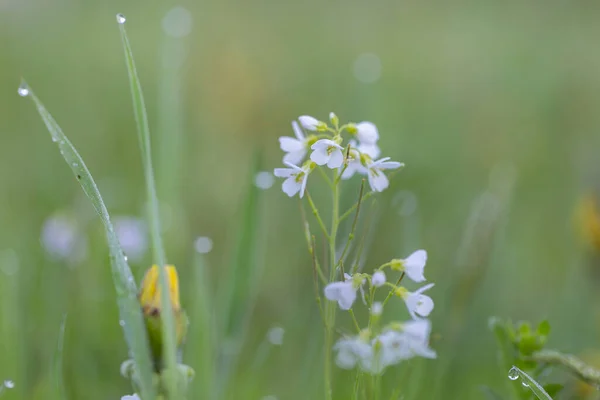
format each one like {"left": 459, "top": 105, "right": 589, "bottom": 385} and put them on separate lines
{"left": 324, "top": 273, "right": 364, "bottom": 310}
{"left": 254, "top": 171, "right": 275, "bottom": 189}
{"left": 402, "top": 319, "right": 437, "bottom": 359}
{"left": 267, "top": 326, "right": 285, "bottom": 346}
{"left": 298, "top": 115, "right": 320, "bottom": 131}
{"left": 366, "top": 157, "right": 403, "bottom": 192}
{"left": 356, "top": 121, "right": 379, "bottom": 144}
{"left": 273, "top": 162, "right": 310, "bottom": 198}
{"left": 310, "top": 139, "right": 344, "bottom": 169}
{"left": 341, "top": 140, "right": 380, "bottom": 180}
{"left": 121, "top": 395, "right": 140, "bottom": 400}
{"left": 334, "top": 336, "right": 373, "bottom": 369}
{"left": 372, "top": 271, "right": 386, "bottom": 287}
{"left": 279, "top": 121, "right": 308, "bottom": 165}
{"left": 399, "top": 283, "right": 435, "bottom": 320}
{"left": 400, "top": 249, "right": 427, "bottom": 283}
{"left": 371, "top": 301, "right": 383, "bottom": 316}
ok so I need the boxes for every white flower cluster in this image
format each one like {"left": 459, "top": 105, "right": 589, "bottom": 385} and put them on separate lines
{"left": 325, "top": 249, "right": 437, "bottom": 373}
{"left": 274, "top": 114, "right": 403, "bottom": 198}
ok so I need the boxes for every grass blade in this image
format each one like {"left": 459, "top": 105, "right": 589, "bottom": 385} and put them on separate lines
{"left": 54, "top": 313, "right": 67, "bottom": 399}
{"left": 116, "top": 14, "right": 179, "bottom": 398}
{"left": 23, "top": 84, "right": 156, "bottom": 400}
{"left": 509, "top": 366, "right": 552, "bottom": 400}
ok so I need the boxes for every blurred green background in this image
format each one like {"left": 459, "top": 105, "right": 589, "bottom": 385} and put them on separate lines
{"left": 2, "top": 1, "right": 600, "bottom": 399}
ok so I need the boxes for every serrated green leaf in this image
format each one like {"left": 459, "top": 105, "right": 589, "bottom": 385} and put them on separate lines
{"left": 24, "top": 85, "right": 156, "bottom": 400}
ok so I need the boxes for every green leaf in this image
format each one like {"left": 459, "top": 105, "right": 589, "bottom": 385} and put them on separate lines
{"left": 508, "top": 366, "right": 553, "bottom": 400}
{"left": 117, "top": 16, "right": 180, "bottom": 399}
{"left": 24, "top": 85, "right": 156, "bottom": 400}
{"left": 537, "top": 320, "right": 551, "bottom": 344}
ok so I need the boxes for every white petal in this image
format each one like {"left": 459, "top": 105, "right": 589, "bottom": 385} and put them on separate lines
{"left": 372, "top": 271, "right": 386, "bottom": 287}
{"left": 415, "top": 282, "right": 435, "bottom": 295}
{"left": 378, "top": 161, "right": 403, "bottom": 170}
{"left": 414, "top": 294, "right": 434, "bottom": 317}
{"left": 327, "top": 149, "right": 344, "bottom": 169}
{"left": 298, "top": 115, "right": 319, "bottom": 131}
{"left": 291, "top": 120, "right": 305, "bottom": 140}
{"left": 282, "top": 177, "right": 301, "bottom": 197}
{"left": 283, "top": 162, "right": 304, "bottom": 171}
{"left": 299, "top": 171, "right": 309, "bottom": 198}
{"left": 311, "top": 139, "right": 338, "bottom": 150}
{"left": 310, "top": 148, "right": 330, "bottom": 165}
{"left": 403, "top": 319, "right": 431, "bottom": 339}
{"left": 273, "top": 167, "right": 293, "bottom": 178}
{"left": 356, "top": 121, "right": 379, "bottom": 144}
{"left": 368, "top": 169, "right": 389, "bottom": 192}
{"left": 324, "top": 281, "right": 357, "bottom": 310}
{"left": 283, "top": 149, "right": 306, "bottom": 165}
{"left": 279, "top": 137, "right": 304, "bottom": 153}
{"left": 403, "top": 250, "right": 427, "bottom": 282}
{"left": 358, "top": 143, "right": 381, "bottom": 159}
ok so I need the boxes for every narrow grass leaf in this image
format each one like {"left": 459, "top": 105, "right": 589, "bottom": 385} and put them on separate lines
{"left": 509, "top": 366, "right": 552, "bottom": 400}
{"left": 117, "top": 15, "right": 179, "bottom": 398}
{"left": 53, "top": 313, "right": 67, "bottom": 399}
{"left": 23, "top": 85, "right": 156, "bottom": 400}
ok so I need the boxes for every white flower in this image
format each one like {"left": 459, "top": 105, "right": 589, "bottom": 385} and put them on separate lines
{"left": 366, "top": 157, "right": 403, "bottom": 192}
{"left": 334, "top": 336, "right": 373, "bottom": 369}
{"left": 371, "top": 301, "right": 383, "bottom": 316}
{"left": 372, "top": 271, "right": 386, "bottom": 287}
{"left": 324, "top": 273, "right": 364, "bottom": 310}
{"left": 121, "top": 395, "right": 140, "bottom": 400}
{"left": 399, "top": 283, "right": 435, "bottom": 320}
{"left": 356, "top": 121, "right": 379, "bottom": 144}
{"left": 298, "top": 115, "right": 320, "bottom": 131}
{"left": 401, "top": 319, "right": 437, "bottom": 359}
{"left": 114, "top": 217, "right": 148, "bottom": 262}
{"left": 273, "top": 162, "right": 310, "bottom": 198}
{"left": 3, "top": 380, "right": 14, "bottom": 389}
{"left": 310, "top": 139, "right": 344, "bottom": 169}
{"left": 340, "top": 140, "right": 375, "bottom": 180}
{"left": 279, "top": 121, "right": 308, "bottom": 165}
{"left": 400, "top": 249, "right": 427, "bottom": 283}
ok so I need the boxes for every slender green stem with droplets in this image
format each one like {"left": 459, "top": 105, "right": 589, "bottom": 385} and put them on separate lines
{"left": 117, "top": 17, "right": 179, "bottom": 399}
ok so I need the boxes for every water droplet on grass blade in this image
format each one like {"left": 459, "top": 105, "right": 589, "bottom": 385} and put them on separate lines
{"left": 521, "top": 381, "right": 529, "bottom": 387}
{"left": 3, "top": 380, "right": 14, "bottom": 389}
{"left": 17, "top": 84, "right": 29, "bottom": 97}
{"left": 116, "top": 13, "right": 126, "bottom": 24}
{"left": 508, "top": 366, "right": 519, "bottom": 381}
{"left": 119, "top": 320, "right": 125, "bottom": 327}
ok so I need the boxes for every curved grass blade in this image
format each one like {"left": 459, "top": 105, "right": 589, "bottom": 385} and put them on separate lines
{"left": 116, "top": 15, "right": 179, "bottom": 398}
{"left": 508, "top": 366, "right": 552, "bottom": 400}
{"left": 23, "top": 84, "right": 156, "bottom": 400}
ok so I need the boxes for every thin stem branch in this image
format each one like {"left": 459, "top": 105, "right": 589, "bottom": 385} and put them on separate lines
{"left": 337, "top": 180, "right": 365, "bottom": 269}
{"left": 306, "top": 191, "right": 330, "bottom": 241}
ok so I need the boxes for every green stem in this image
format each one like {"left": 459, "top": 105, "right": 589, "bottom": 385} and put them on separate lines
{"left": 324, "top": 169, "right": 340, "bottom": 400}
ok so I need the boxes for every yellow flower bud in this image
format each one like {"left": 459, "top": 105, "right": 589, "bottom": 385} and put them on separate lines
{"left": 139, "top": 265, "right": 181, "bottom": 315}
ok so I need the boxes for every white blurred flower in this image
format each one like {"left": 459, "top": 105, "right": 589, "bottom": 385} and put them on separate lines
{"left": 334, "top": 336, "right": 373, "bottom": 369}
{"left": 298, "top": 115, "right": 320, "bottom": 131}
{"left": 114, "top": 217, "right": 148, "bottom": 262}
{"left": 254, "top": 171, "right": 275, "bottom": 189}
{"left": 273, "top": 162, "right": 311, "bottom": 198}
{"left": 398, "top": 283, "right": 435, "bottom": 320}
{"left": 366, "top": 157, "right": 403, "bottom": 192}
{"left": 194, "top": 236, "right": 213, "bottom": 254}
{"left": 121, "top": 395, "right": 140, "bottom": 400}
{"left": 372, "top": 271, "right": 386, "bottom": 287}
{"left": 162, "top": 6, "right": 193, "bottom": 38}
{"left": 353, "top": 53, "right": 382, "bottom": 84}
{"left": 356, "top": 122, "right": 379, "bottom": 145}
{"left": 371, "top": 301, "right": 383, "bottom": 316}
{"left": 402, "top": 319, "right": 437, "bottom": 359}
{"left": 41, "top": 213, "right": 87, "bottom": 262}
{"left": 324, "top": 273, "right": 364, "bottom": 310}
{"left": 310, "top": 139, "right": 344, "bottom": 169}
{"left": 279, "top": 121, "right": 309, "bottom": 165}
{"left": 397, "top": 249, "right": 427, "bottom": 283}
{"left": 267, "top": 326, "right": 285, "bottom": 346}
{"left": 3, "top": 380, "right": 14, "bottom": 389}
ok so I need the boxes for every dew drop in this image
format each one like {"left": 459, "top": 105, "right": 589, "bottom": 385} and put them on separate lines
{"left": 4, "top": 380, "right": 14, "bottom": 389}
{"left": 508, "top": 366, "right": 519, "bottom": 381}
{"left": 116, "top": 13, "right": 126, "bottom": 24}
{"left": 72, "top": 162, "right": 79, "bottom": 167}
{"left": 123, "top": 255, "right": 128, "bottom": 261}
{"left": 119, "top": 320, "right": 125, "bottom": 327}
{"left": 521, "top": 381, "right": 529, "bottom": 387}
{"left": 51, "top": 137, "right": 58, "bottom": 142}
{"left": 194, "top": 236, "right": 213, "bottom": 254}
{"left": 18, "top": 84, "right": 30, "bottom": 97}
